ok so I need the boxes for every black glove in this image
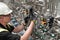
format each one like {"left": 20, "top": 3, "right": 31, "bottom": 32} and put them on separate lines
{"left": 24, "top": 16, "right": 30, "bottom": 24}
{"left": 29, "top": 8, "right": 37, "bottom": 21}
{"left": 24, "top": 8, "right": 37, "bottom": 24}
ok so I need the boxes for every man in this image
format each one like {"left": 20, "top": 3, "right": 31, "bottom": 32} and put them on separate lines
{"left": 0, "top": 2, "right": 35, "bottom": 40}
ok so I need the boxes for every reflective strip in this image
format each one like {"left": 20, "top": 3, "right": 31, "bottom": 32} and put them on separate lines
{"left": 0, "top": 28, "right": 8, "bottom": 32}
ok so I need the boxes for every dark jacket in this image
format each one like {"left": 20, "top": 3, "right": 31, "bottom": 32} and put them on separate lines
{"left": 0, "top": 23, "right": 20, "bottom": 40}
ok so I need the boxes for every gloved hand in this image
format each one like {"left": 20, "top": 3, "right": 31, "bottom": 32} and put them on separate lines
{"left": 24, "top": 14, "right": 36, "bottom": 25}
{"left": 29, "top": 8, "right": 37, "bottom": 21}
{"left": 24, "top": 16, "right": 30, "bottom": 24}
{"left": 24, "top": 8, "right": 37, "bottom": 25}
{"left": 21, "top": 16, "right": 30, "bottom": 26}
{"left": 29, "top": 13, "right": 36, "bottom": 21}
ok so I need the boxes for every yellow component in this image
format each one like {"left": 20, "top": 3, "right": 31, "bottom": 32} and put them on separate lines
{"left": 6, "top": 24, "right": 11, "bottom": 28}
{"left": 41, "top": 21, "right": 46, "bottom": 25}
{"left": 0, "top": 28, "right": 8, "bottom": 32}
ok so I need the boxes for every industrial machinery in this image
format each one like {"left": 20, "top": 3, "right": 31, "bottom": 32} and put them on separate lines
{"left": 1, "top": 0, "right": 60, "bottom": 40}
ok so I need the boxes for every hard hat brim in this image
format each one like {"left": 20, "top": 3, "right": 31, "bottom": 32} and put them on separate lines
{"left": 0, "top": 10, "right": 13, "bottom": 15}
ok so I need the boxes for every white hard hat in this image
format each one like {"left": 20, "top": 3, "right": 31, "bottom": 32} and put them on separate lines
{"left": 39, "top": 0, "right": 44, "bottom": 2}
{"left": 0, "top": 2, "right": 12, "bottom": 15}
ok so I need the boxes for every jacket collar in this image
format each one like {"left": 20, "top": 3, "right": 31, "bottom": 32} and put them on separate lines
{"left": 0, "top": 23, "right": 6, "bottom": 29}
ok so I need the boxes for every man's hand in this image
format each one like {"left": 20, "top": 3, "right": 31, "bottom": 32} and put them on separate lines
{"left": 24, "top": 7, "right": 37, "bottom": 25}
{"left": 29, "top": 7, "right": 37, "bottom": 21}
{"left": 24, "top": 16, "right": 30, "bottom": 25}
